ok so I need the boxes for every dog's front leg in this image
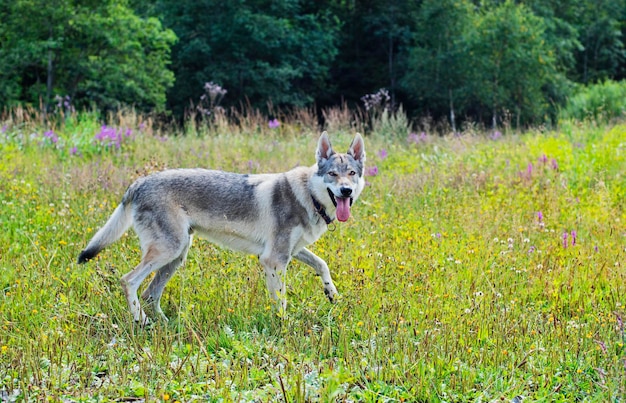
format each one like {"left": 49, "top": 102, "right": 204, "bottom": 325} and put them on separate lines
{"left": 259, "top": 252, "right": 289, "bottom": 316}
{"left": 293, "top": 248, "right": 338, "bottom": 302}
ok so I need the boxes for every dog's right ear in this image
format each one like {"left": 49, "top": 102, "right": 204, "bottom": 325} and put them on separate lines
{"left": 316, "top": 131, "right": 335, "bottom": 165}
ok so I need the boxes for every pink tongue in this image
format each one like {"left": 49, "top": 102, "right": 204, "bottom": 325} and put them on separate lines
{"left": 336, "top": 197, "right": 351, "bottom": 222}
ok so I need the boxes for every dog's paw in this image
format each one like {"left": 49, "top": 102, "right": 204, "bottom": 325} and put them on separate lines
{"left": 323, "top": 283, "right": 339, "bottom": 303}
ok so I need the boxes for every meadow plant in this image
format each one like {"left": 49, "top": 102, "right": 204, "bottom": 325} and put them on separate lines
{"left": 268, "top": 118, "right": 280, "bottom": 129}
{"left": 360, "top": 88, "right": 390, "bottom": 112}
{"left": 408, "top": 131, "right": 428, "bottom": 145}
{"left": 0, "top": 108, "right": 625, "bottom": 401}
{"left": 197, "top": 81, "right": 227, "bottom": 117}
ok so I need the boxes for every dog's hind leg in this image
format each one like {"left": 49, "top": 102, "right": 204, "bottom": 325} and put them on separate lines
{"left": 120, "top": 247, "right": 176, "bottom": 325}
{"left": 293, "top": 248, "right": 338, "bottom": 302}
{"left": 121, "top": 236, "right": 189, "bottom": 325}
{"left": 141, "top": 236, "right": 191, "bottom": 322}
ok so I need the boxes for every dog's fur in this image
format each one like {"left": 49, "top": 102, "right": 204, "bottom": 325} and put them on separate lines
{"left": 77, "top": 132, "right": 366, "bottom": 324}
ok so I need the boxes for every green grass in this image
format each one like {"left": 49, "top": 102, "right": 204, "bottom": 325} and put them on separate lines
{"left": 1, "top": 113, "right": 625, "bottom": 401}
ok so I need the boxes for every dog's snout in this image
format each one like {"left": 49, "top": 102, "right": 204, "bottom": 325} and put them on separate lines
{"left": 340, "top": 187, "right": 352, "bottom": 197}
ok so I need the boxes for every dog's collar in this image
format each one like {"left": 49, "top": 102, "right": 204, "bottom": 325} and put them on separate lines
{"left": 311, "top": 195, "right": 334, "bottom": 225}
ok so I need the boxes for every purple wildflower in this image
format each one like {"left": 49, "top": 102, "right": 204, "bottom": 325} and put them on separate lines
{"left": 550, "top": 158, "right": 558, "bottom": 170}
{"left": 435, "top": 232, "right": 442, "bottom": 239}
{"left": 268, "top": 119, "right": 280, "bottom": 129}
{"left": 43, "top": 130, "right": 58, "bottom": 144}
{"left": 366, "top": 165, "right": 379, "bottom": 177}
{"left": 1, "top": 125, "right": 6, "bottom": 134}
{"left": 95, "top": 125, "right": 122, "bottom": 148}
{"left": 571, "top": 230, "right": 577, "bottom": 246}
{"left": 361, "top": 88, "right": 390, "bottom": 111}
{"left": 408, "top": 132, "right": 427, "bottom": 145}
{"left": 595, "top": 340, "right": 608, "bottom": 355}
{"left": 70, "top": 146, "right": 78, "bottom": 156}
{"left": 563, "top": 231, "right": 568, "bottom": 248}
{"left": 594, "top": 245, "right": 599, "bottom": 253}
{"left": 490, "top": 131, "right": 502, "bottom": 140}
{"left": 527, "top": 163, "right": 533, "bottom": 177}
{"left": 537, "top": 211, "right": 543, "bottom": 222}
{"left": 377, "top": 149, "right": 388, "bottom": 160}
{"left": 528, "top": 246, "right": 536, "bottom": 253}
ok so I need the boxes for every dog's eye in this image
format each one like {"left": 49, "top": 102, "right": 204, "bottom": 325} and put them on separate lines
{"left": 349, "top": 171, "right": 356, "bottom": 176}
{"left": 328, "top": 171, "right": 337, "bottom": 177}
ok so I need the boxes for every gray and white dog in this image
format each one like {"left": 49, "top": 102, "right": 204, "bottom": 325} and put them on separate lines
{"left": 78, "top": 132, "right": 366, "bottom": 324}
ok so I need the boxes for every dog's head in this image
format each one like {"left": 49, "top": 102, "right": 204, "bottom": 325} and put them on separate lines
{"left": 313, "top": 132, "right": 366, "bottom": 222}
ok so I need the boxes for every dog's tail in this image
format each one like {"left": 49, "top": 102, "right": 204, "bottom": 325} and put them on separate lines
{"left": 77, "top": 198, "right": 133, "bottom": 264}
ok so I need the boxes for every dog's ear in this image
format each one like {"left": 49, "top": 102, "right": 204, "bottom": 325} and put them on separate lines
{"left": 348, "top": 133, "right": 366, "bottom": 164}
{"left": 316, "top": 131, "right": 335, "bottom": 164}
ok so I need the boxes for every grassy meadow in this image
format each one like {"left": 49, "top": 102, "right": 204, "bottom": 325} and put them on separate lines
{"left": 0, "top": 110, "right": 625, "bottom": 401}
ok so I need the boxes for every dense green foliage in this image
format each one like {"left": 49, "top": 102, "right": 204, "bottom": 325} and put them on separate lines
{"left": 2, "top": 0, "right": 626, "bottom": 125}
{"left": 0, "top": 0, "right": 176, "bottom": 112}
{"left": 0, "top": 110, "right": 625, "bottom": 400}
{"left": 561, "top": 79, "right": 626, "bottom": 122}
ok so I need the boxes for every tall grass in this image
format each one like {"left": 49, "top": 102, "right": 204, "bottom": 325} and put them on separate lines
{"left": 0, "top": 107, "right": 625, "bottom": 401}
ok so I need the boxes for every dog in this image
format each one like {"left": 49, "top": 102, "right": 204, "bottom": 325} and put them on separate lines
{"left": 77, "top": 132, "right": 366, "bottom": 324}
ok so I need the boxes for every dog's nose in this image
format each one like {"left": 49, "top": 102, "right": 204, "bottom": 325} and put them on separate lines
{"left": 340, "top": 187, "right": 352, "bottom": 197}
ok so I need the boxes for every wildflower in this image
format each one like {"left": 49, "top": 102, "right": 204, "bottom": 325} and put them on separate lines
{"left": 70, "top": 146, "right": 78, "bottom": 156}
{"left": 361, "top": 88, "right": 390, "bottom": 111}
{"left": 550, "top": 158, "right": 558, "bottom": 170}
{"left": 563, "top": 231, "right": 568, "bottom": 248}
{"left": 268, "top": 119, "right": 280, "bottom": 129}
{"left": 95, "top": 125, "right": 122, "bottom": 148}
{"left": 490, "top": 131, "right": 502, "bottom": 140}
{"left": 204, "top": 81, "right": 227, "bottom": 99}
{"left": 366, "top": 166, "right": 379, "bottom": 177}
{"left": 571, "top": 230, "right": 577, "bottom": 246}
{"left": 526, "top": 163, "right": 533, "bottom": 177}
{"left": 595, "top": 245, "right": 599, "bottom": 253}
{"left": 539, "top": 154, "right": 548, "bottom": 164}
{"left": 595, "top": 340, "right": 608, "bottom": 354}
{"left": 377, "top": 149, "right": 388, "bottom": 160}
{"left": 43, "top": 130, "right": 58, "bottom": 144}
{"left": 408, "top": 132, "right": 428, "bottom": 144}
{"left": 537, "top": 211, "right": 543, "bottom": 222}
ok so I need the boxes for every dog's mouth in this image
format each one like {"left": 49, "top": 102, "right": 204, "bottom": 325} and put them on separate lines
{"left": 327, "top": 188, "right": 353, "bottom": 222}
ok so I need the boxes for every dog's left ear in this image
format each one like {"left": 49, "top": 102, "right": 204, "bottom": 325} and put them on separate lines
{"left": 317, "top": 131, "right": 335, "bottom": 165}
{"left": 348, "top": 133, "right": 366, "bottom": 164}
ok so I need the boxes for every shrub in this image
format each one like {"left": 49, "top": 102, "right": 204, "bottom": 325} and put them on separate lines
{"left": 560, "top": 80, "right": 626, "bottom": 122}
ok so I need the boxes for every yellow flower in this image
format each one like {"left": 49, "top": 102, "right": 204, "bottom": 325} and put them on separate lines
{"left": 1, "top": 345, "right": 8, "bottom": 354}
{"left": 163, "top": 394, "right": 170, "bottom": 401}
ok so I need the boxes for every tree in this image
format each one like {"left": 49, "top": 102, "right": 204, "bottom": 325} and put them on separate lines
{"left": 0, "top": 0, "right": 176, "bottom": 112}
{"left": 573, "top": 0, "right": 626, "bottom": 83}
{"left": 402, "top": 0, "right": 475, "bottom": 131}
{"left": 157, "top": 0, "right": 340, "bottom": 117}
{"left": 464, "top": 0, "right": 559, "bottom": 127}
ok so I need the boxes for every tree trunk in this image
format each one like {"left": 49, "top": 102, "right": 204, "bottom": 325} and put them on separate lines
{"left": 46, "top": 29, "right": 54, "bottom": 116}
{"left": 449, "top": 88, "right": 456, "bottom": 133}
